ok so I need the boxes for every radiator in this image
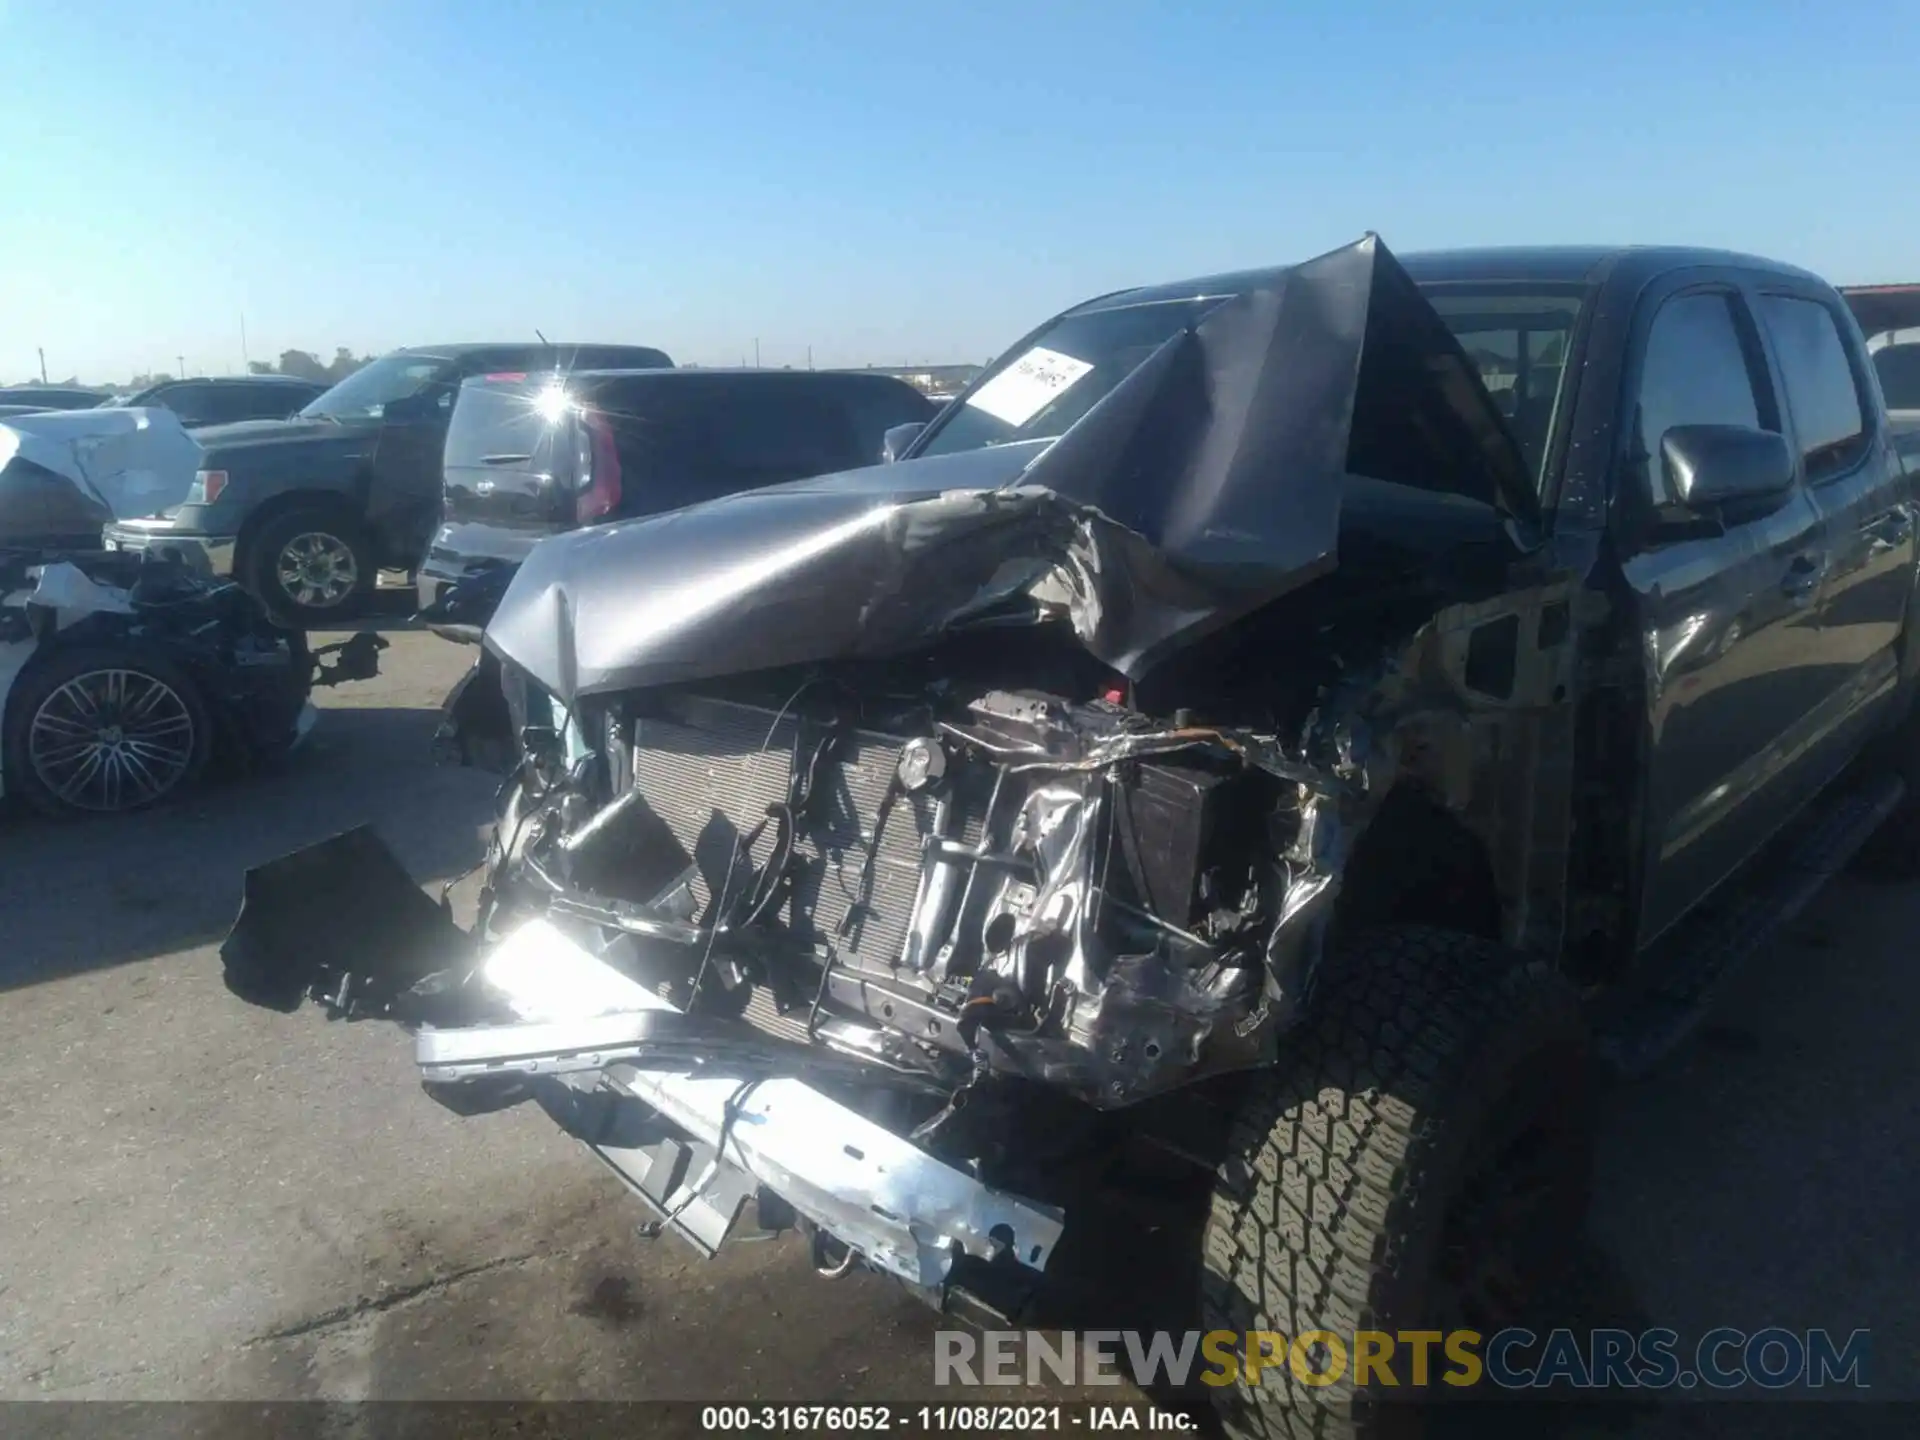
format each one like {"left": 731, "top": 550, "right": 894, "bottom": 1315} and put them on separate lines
{"left": 630, "top": 694, "right": 987, "bottom": 992}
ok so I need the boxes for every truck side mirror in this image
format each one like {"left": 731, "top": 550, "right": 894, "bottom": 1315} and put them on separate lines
{"left": 1662, "top": 424, "right": 1795, "bottom": 509}
{"left": 881, "top": 422, "right": 926, "bottom": 464}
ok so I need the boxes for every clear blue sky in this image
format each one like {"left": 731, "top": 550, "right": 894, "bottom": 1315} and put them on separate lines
{"left": 2, "top": 0, "right": 1915, "bottom": 385}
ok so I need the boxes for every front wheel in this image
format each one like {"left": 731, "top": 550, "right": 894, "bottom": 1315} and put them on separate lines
{"left": 3, "top": 646, "right": 213, "bottom": 817}
{"left": 246, "top": 509, "right": 375, "bottom": 625}
{"left": 1200, "top": 927, "right": 1595, "bottom": 1440}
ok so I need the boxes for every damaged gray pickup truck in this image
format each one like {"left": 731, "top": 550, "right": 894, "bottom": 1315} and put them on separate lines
{"left": 223, "top": 238, "right": 1919, "bottom": 1437}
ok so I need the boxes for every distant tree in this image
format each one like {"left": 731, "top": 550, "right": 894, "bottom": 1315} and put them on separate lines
{"left": 324, "top": 347, "right": 366, "bottom": 383}
{"left": 277, "top": 349, "right": 329, "bottom": 382}
{"left": 247, "top": 360, "right": 275, "bottom": 376}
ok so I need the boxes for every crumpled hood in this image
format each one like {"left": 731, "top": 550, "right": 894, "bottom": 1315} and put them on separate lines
{"left": 196, "top": 414, "right": 378, "bottom": 466}
{"left": 485, "top": 444, "right": 1061, "bottom": 700}
{"left": 0, "top": 407, "right": 204, "bottom": 518}
{"left": 488, "top": 235, "right": 1534, "bottom": 707}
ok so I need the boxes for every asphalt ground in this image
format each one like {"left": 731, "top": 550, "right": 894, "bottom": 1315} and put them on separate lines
{"left": 1, "top": 620, "right": 1912, "bottom": 1436}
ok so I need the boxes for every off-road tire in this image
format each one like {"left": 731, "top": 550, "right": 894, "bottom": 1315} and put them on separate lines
{"left": 2, "top": 645, "right": 214, "bottom": 818}
{"left": 244, "top": 507, "right": 376, "bottom": 626}
{"left": 1200, "top": 927, "right": 1594, "bottom": 1440}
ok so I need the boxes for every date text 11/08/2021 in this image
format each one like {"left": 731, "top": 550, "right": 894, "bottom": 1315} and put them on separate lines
{"left": 700, "top": 1406, "right": 1195, "bottom": 1432}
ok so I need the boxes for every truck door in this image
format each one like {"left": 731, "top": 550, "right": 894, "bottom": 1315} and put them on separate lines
{"left": 1753, "top": 289, "right": 1915, "bottom": 750}
{"left": 1621, "top": 284, "right": 1834, "bottom": 944}
{"left": 366, "top": 366, "right": 463, "bottom": 569}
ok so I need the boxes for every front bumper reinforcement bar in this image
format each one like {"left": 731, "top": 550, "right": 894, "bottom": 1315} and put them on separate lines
{"left": 427, "top": 917, "right": 1065, "bottom": 1290}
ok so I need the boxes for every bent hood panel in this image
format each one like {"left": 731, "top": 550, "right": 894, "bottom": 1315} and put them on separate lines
{"left": 488, "top": 236, "right": 1531, "bottom": 706}
{"left": 485, "top": 443, "right": 1055, "bottom": 700}
{"left": 0, "top": 407, "right": 205, "bottom": 518}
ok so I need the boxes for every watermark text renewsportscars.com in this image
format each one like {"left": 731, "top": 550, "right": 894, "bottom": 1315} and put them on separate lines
{"left": 935, "top": 1328, "right": 1871, "bottom": 1391}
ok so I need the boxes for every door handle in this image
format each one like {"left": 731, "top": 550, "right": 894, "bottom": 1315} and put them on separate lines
{"left": 1865, "top": 511, "right": 1914, "bottom": 553}
{"left": 1780, "top": 554, "right": 1824, "bottom": 601}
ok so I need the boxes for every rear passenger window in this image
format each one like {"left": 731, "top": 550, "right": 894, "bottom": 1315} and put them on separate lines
{"left": 195, "top": 388, "right": 248, "bottom": 424}
{"left": 697, "top": 387, "right": 859, "bottom": 479}
{"left": 241, "top": 386, "right": 305, "bottom": 421}
{"left": 1757, "top": 295, "right": 1868, "bottom": 481}
{"left": 1634, "top": 292, "right": 1771, "bottom": 505}
{"left": 156, "top": 383, "right": 213, "bottom": 424}
{"left": 201, "top": 385, "right": 293, "bottom": 424}
{"left": 593, "top": 380, "right": 864, "bottom": 512}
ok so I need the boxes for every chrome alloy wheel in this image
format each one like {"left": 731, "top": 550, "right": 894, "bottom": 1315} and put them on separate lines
{"left": 275, "top": 531, "right": 359, "bottom": 609}
{"left": 27, "top": 668, "right": 197, "bottom": 812}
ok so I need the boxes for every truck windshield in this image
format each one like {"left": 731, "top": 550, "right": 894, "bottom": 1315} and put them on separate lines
{"left": 1420, "top": 286, "right": 1585, "bottom": 486}
{"left": 916, "top": 282, "right": 1585, "bottom": 488}
{"left": 302, "top": 353, "right": 452, "bottom": 420}
{"left": 915, "top": 297, "right": 1230, "bottom": 458}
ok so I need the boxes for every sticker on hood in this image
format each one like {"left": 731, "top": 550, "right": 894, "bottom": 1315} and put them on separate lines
{"left": 965, "top": 346, "right": 1094, "bottom": 428}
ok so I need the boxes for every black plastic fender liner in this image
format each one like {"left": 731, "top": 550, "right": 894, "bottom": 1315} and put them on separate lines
{"left": 431, "top": 648, "right": 517, "bottom": 773}
{"left": 220, "top": 824, "right": 472, "bottom": 1014}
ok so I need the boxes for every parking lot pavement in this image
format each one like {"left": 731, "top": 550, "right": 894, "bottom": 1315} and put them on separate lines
{"left": 1, "top": 625, "right": 1914, "bottom": 1418}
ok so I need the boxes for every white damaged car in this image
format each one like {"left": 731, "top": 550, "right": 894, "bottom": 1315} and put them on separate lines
{"left": 1, "top": 407, "right": 381, "bottom": 816}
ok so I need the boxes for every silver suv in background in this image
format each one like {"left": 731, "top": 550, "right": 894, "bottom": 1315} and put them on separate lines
{"left": 417, "top": 367, "right": 935, "bottom": 635}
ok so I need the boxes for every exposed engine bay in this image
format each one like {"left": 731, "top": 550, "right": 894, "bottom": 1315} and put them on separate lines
{"left": 476, "top": 632, "right": 1364, "bottom": 1109}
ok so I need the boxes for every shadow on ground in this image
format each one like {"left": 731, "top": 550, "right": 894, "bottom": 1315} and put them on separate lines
{"left": 320, "top": 584, "right": 431, "bottom": 634}
{"left": 0, "top": 699, "right": 495, "bottom": 991}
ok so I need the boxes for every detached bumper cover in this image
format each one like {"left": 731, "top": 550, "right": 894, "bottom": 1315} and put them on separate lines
{"left": 219, "top": 834, "right": 1063, "bottom": 1291}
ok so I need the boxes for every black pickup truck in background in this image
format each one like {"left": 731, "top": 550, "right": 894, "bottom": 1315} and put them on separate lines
{"left": 101, "top": 342, "right": 671, "bottom": 623}
{"left": 224, "top": 240, "right": 1920, "bottom": 1440}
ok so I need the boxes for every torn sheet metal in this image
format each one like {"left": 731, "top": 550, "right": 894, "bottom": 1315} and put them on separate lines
{"left": 0, "top": 406, "right": 204, "bottom": 521}
{"left": 453, "top": 917, "right": 1065, "bottom": 1288}
{"left": 485, "top": 235, "right": 1535, "bottom": 707}
{"left": 14, "top": 560, "right": 137, "bottom": 619}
